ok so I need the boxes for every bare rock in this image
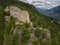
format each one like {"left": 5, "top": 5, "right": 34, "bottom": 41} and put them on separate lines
{"left": 4, "top": 6, "right": 30, "bottom": 23}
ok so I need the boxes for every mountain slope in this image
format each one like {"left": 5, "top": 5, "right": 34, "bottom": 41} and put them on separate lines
{"left": 0, "top": 0, "right": 60, "bottom": 45}
{"left": 0, "top": 7, "right": 5, "bottom": 45}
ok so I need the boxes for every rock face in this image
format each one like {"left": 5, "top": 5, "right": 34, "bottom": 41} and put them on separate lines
{"left": 5, "top": 16, "right": 10, "bottom": 22}
{"left": 4, "top": 6, "right": 30, "bottom": 23}
{"left": 43, "top": 29, "right": 51, "bottom": 40}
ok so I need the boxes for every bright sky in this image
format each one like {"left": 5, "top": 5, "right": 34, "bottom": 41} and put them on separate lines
{"left": 20, "top": 0, "right": 60, "bottom": 9}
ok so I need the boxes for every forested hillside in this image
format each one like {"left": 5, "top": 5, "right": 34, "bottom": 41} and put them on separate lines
{"left": 0, "top": 0, "right": 60, "bottom": 45}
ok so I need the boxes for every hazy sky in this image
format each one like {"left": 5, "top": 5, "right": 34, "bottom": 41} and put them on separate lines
{"left": 20, "top": 0, "right": 60, "bottom": 9}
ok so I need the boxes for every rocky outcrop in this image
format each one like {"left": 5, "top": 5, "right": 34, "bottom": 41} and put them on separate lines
{"left": 4, "top": 6, "right": 30, "bottom": 23}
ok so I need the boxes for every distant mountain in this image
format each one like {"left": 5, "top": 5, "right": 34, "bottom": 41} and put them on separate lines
{"left": 36, "top": 7, "right": 48, "bottom": 14}
{"left": 37, "top": 5, "right": 60, "bottom": 20}
{"left": 36, "top": 8, "right": 48, "bottom": 14}
{"left": 46, "top": 5, "right": 60, "bottom": 20}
